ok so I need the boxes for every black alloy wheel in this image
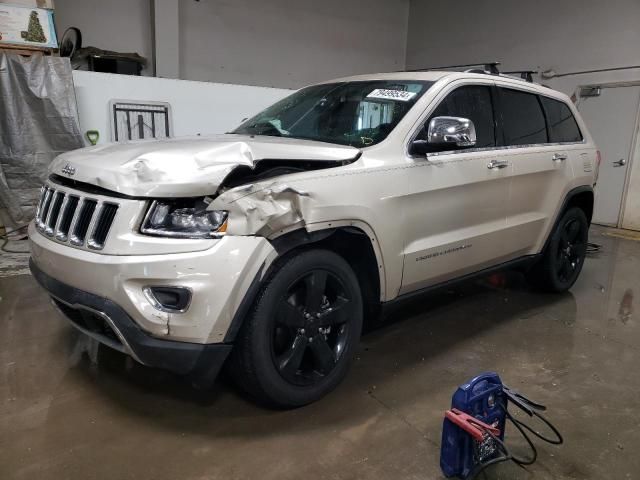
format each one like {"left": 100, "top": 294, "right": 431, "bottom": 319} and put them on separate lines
{"left": 554, "top": 217, "right": 586, "bottom": 284}
{"left": 229, "top": 249, "right": 363, "bottom": 408}
{"left": 527, "top": 207, "right": 589, "bottom": 292}
{"left": 272, "top": 269, "right": 353, "bottom": 386}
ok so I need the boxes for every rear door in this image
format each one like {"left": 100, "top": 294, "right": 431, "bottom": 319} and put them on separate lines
{"left": 399, "top": 81, "right": 512, "bottom": 294}
{"left": 497, "top": 86, "right": 588, "bottom": 256}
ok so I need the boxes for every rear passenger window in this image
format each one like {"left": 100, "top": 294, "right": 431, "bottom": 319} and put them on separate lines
{"left": 499, "top": 88, "right": 548, "bottom": 145}
{"left": 423, "top": 85, "right": 496, "bottom": 148}
{"left": 540, "top": 96, "right": 583, "bottom": 143}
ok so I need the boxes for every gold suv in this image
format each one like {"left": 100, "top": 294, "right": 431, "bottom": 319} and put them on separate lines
{"left": 30, "top": 70, "right": 598, "bottom": 407}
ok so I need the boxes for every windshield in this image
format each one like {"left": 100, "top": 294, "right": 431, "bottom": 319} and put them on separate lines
{"left": 232, "top": 80, "right": 433, "bottom": 147}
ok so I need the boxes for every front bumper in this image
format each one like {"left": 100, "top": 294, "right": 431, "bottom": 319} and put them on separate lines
{"left": 31, "top": 258, "right": 232, "bottom": 380}
{"left": 29, "top": 222, "right": 277, "bottom": 343}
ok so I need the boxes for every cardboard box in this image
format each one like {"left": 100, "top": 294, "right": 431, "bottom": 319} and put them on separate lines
{"left": 0, "top": 1, "right": 54, "bottom": 10}
{"left": 0, "top": 4, "right": 57, "bottom": 48}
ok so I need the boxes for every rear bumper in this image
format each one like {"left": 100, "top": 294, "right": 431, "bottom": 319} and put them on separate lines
{"left": 30, "top": 258, "right": 232, "bottom": 381}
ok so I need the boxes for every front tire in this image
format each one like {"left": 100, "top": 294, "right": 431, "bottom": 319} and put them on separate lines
{"left": 230, "top": 249, "right": 363, "bottom": 408}
{"left": 527, "top": 207, "right": 589, "bottom": 292}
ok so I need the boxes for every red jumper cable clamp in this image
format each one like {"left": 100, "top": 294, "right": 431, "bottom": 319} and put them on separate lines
{"left": 444, "top": 409, "right": 500, "bottom": 442}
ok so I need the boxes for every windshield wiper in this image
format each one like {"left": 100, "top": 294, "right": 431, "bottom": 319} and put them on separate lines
{"left": 241, "top": 120, "right": 289, "bottom": 137}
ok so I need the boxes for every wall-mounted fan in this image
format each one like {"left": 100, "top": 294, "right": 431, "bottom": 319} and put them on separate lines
{"left": 58, "top": 27, "right": 82, "bottom": 58}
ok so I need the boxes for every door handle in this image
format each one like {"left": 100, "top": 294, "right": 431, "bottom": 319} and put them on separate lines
{"left": 487, "top": 160, "right": 509, "bottom": 170}
{"left": 552, "top": 153, "right": 568, "bottom": 162}
{"left": 613, "top": 158, "right": 627, "bottom": 167}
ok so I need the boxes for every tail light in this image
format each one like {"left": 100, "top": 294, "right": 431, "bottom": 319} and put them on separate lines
{"left": 594, "top": 150, "right": 601, "bottom": 185}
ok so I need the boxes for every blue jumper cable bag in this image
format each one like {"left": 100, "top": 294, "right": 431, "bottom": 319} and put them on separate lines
{"left": 440, "top": 372, "right": 563, "bottom": 479}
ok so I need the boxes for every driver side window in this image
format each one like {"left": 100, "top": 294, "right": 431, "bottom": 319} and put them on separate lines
{"left": 417, "top": 85, "right": 496, "bottom": 149}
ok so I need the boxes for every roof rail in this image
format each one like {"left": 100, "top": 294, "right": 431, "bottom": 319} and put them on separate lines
{"left": 503, "top": 70, "right": 537, "bottom": 83}
{"left": 405, "top": 62, "right": 501, "bottom": 75}
{"left": 403, "top": 63, "right": 539, "bottom": 84}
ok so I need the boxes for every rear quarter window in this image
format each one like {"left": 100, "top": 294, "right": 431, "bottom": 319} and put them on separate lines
{"left": 540, "top": 96, "right": 583, "bottom": 143}
{"left": 499, "top": 88, "right": 548, "bottom": 146}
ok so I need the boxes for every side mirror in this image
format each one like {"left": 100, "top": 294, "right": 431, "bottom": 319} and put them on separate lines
{"left": 427, "top": 116, "right": 476, "bottom": 147}
{"left": 410, "top": 116, "right": 476, "bottom": 156}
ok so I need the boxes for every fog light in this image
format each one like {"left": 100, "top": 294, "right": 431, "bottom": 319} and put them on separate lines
{"left": 143, "top": 286, "right": 192, "bottom": 313}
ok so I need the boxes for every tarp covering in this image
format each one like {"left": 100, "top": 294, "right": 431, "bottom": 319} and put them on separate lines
{"left": 0, "top": 53, "right": 83, "bottom": 224}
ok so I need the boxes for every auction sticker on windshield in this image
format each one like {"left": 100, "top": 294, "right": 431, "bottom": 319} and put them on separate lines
{"left": 366, "top": 89, "right": 417, "bottom": 102}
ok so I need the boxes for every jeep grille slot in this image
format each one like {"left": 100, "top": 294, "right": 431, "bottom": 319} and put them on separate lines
{"left": 34, "top": 186, "right": 47, "bottom": 224}
{"left": 36, "top": 187, "right": 54, "bottom": 230}
{"left": 45, "top": 192, "right": 64, "bottom": 236}
{"left": 70, "top": 199, "right": 97, "bottom": 246}
{"left": 56, "top": 195, "right": 79, "bottom": 241}
{"left": 88, "top": 203, "right": 118, "bottom": 250}
{"left": 35, "top": 186, "right": 119, "bottom": 249}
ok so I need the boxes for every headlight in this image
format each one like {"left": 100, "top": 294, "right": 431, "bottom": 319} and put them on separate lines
{"left": 141, "top": 199, "right": 228, "bottom": 239}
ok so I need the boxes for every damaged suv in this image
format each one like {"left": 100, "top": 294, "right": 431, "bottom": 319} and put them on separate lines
{"left": 30, "top": 71, "right": 598, "bottom": 407}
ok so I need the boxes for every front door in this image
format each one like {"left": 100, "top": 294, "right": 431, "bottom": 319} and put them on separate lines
{"left": 399, "top": 82, "right": 511, "bottom": 295}
{"left": 578, "top": 85, "right": 640, "bottom": 226}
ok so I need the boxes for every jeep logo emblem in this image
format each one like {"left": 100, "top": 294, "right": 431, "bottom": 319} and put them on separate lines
{"left": 61, "top": 163, "right": 76, "bottom": 176}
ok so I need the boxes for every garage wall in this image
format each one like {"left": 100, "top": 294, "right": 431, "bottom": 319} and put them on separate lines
{"left": 54, "top": 0, "right": 410, "bottom": 88}
{"left": 54, "top": 0, "right": 154, "bottom": 75}
{"left": 179, "top": 0, "right": 410, "bottom": 88}
{"left": 405, "top": 0, "right": 640, "bottom": 75}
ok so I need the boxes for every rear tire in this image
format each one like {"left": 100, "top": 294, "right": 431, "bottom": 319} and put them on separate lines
{"left": 229, "top": 249, "right": 363, "bottom": 408}
{"left": 527, "top": 207, "right": 589, "bottom": 293}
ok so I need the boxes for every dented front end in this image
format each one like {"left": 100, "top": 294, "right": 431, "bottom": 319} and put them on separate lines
{"left": 30, "top": 134, "right": 362, "bottom": 350}
{"left": 46, "top": 133, "right": 360, "bottom": 238}
{"left": 48, "top": 134, "right": 360, "bottom": 197}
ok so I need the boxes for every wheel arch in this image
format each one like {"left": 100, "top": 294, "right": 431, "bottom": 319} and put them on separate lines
{"left": 542, "top": 185, "right": 594, "bottom": 253}
{"left": 223, "top": 223, "right": 385, "bottom": 343}
{"left": 565, "top": 187, "right": 594, "bottom": 225}
{"left": 271, "top": 222, "right": 386, "bottom": 303}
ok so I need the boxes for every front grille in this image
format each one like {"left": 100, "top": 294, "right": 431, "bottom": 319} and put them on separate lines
{"left": 35, "top": 186, "right": 119, "bottom": 250}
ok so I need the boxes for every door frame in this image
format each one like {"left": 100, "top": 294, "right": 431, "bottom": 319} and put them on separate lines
{"left": 577, "top": 80, "right": 640, "bottom": 228}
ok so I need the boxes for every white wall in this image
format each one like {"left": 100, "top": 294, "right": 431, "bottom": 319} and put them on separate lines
{"left": 54, "top": 0, "right": 154, "bottom": 75}
{"left": 179, "top": 0, "right": 410, "bottom": 88}
{"left": 72, "top": 71, "right": 290, "bottom": 145}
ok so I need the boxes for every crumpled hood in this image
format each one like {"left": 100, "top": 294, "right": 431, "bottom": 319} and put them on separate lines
{"left": 49, "top": 134, "right": 360, "bottom": 197}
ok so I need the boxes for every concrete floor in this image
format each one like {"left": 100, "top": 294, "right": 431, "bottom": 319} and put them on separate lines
{"left": 1, "top": 226, "right": 639, "bottom": 480}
